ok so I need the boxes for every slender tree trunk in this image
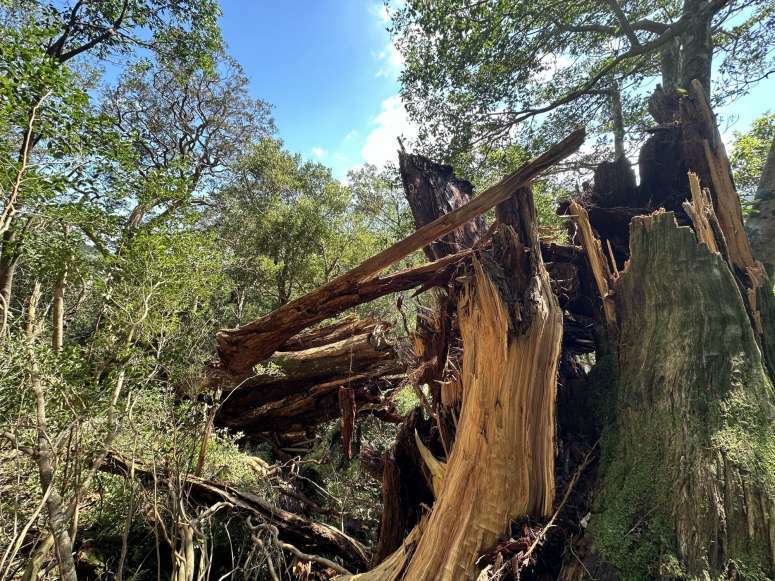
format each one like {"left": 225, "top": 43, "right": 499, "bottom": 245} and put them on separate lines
{"left": 52, "top": 266, "right": 66, "bottom": 351}
{"left": 26, "top": 287, "right": 78, "bottom": 581}
{"left": 0, "top": 229, "right": 20, "bottom": 335}
{"left": 747, "top": 135, "right": 775, "bottom": 276}
{"left": 609, "top": 81, "right": 625, "bottom": 159}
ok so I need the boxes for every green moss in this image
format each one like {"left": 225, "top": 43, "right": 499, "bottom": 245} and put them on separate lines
{"left": 588, "top": 409, "right": 677, "bottom": 581}
{"left": 393, "top": 384, "right": 423, "bottom": 416}
{"left": 711, "top": 359, "right": 775, "bottom": 497}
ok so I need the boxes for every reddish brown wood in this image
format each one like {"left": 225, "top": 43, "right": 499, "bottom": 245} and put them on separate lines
{"left": 339, "top": 386, "right": 356, "bottom": 461}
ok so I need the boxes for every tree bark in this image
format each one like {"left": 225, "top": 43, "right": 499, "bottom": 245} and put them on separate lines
{"left": 30, "top": 362, "right": 78, "bottom": 581}
{"left": 571, "top": 211, "right": 775, "bottom": 579}
{"left": 398, "top": 151, "right": 486, "bottom": 260}
{"left": 0, "top": 229, "right": 20, "bottom": 335}
{"left": 747, "top": 135, "right": 775, "bottom": 276}
{"left": 52, "top": 267, "right": 66, "bottom": 351}
{"left": 660, "top": 0, "right": 713, "bottom": 93}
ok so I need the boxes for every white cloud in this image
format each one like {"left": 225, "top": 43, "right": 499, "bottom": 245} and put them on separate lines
{"left": 536, "top": 53, "right": 572, "bottom": 83}
{"left": 370, "top": 3, "right": 391, "bottom": 23}
{"left": 311, "top": 146, "right": 327, "bottom": 159}
{"left": 361, "top": 95, "right": 418, "bottom": 167}
{"left": 374, "top": 41, "right": 404, "bottom": 78}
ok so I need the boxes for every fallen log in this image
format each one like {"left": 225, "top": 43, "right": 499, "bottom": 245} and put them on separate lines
{"left": 100, "top": 453, "right": 370, "bottom": 572}
{"left": 214, "top": 128, "right": 585, "bottom": 377}
{"left": 211, "top": 249, "right": 471, "bottom": 383}
{"left": 215, "top": 318, "right": 404, "bottom": 434}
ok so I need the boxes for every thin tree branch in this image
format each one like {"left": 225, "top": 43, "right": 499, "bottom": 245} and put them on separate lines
{"left": 605, "top": 0, "right": 641, "bottom": 47}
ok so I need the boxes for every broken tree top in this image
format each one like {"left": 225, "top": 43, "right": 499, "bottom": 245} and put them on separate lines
{"left": 211, "top": 127, "right": 586, "bottom": 379}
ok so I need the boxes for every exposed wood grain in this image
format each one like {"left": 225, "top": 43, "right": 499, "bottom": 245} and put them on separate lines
{"left": 568, "top": 200, "right": 616, "bottom": 326}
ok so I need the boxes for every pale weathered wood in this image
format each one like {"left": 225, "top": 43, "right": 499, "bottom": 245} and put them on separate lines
{"left": 683, "top": 80, "right": 757, "bottom": 273}
{"left": 683, "top": 172, "right": 719, "bottom": 253}
{"left": 568, "top": 200, "right": 616, "bottom": 326}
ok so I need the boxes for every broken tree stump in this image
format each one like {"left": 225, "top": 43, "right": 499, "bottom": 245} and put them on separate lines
{"left": 349, "top": 186, "right": 563, "bottom": 580}
{"left": 215, "top": 318, "right": 404, "bottom": 435}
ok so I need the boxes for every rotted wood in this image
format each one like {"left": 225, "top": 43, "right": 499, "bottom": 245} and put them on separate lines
{"left": 215, "top": 319, "right": 404, "bottom": 434}
{"left": 398, "top": 152, "right": 486, "bottom": 260}
{"left": 339, "top": 386, "right": 356, "bottom": 461}
{"left": 213, "top": 128, "right": 585, "bottom": 378}
{"left": 370, "top": 408, "right": 435, "bottom": 567}
{"left": 101, "top": 452, "right": 370, "bottom": 572}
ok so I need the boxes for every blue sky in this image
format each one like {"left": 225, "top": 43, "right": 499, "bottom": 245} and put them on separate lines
{"left": 219, "top": 1, "right": 410, "bottom": 179}
{"left": 218, "top": 1, "right": 774, "bottom": 180}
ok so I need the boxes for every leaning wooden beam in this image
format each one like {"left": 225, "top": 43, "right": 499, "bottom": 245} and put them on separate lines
{"left": 211, "top": 249, "right": 470, "bottom": 382}
{"left": 101, "top": 453, "right": 370, "bottom": 572}
{"left": 680, "top": 80, "right": 757, "bottom": 274}
{"left": 215, "top": 128, "right": 585, "bottom": 376}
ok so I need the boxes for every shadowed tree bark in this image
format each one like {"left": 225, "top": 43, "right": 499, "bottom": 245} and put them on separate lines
{"left": 747, "top": 135, "right": 775, "bottom": 276}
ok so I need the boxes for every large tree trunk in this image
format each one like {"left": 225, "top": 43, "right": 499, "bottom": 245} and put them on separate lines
{"left": 660, "top": 0, "right": 713, "bottom": 93}
{"left": 561, "top": 84, "right": 775, "bottom": 580}
{"left": 566, "top": 210, "right": 775, "bottom": 580}
{"left": 747, "top": 135, "right": 775, "bottom": 276}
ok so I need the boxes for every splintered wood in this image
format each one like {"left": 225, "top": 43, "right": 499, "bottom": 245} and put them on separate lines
{"left": 568, "top": 199, "right": 616, "bottom": 326}
{"left": 683, "top": 80, "right": 758, "bottom": 273}
{"left": 345, "top": 190, "right": 563, "bottom": 580}
{"left": 683, "top": 172, "right": 719, "bottom": 253}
